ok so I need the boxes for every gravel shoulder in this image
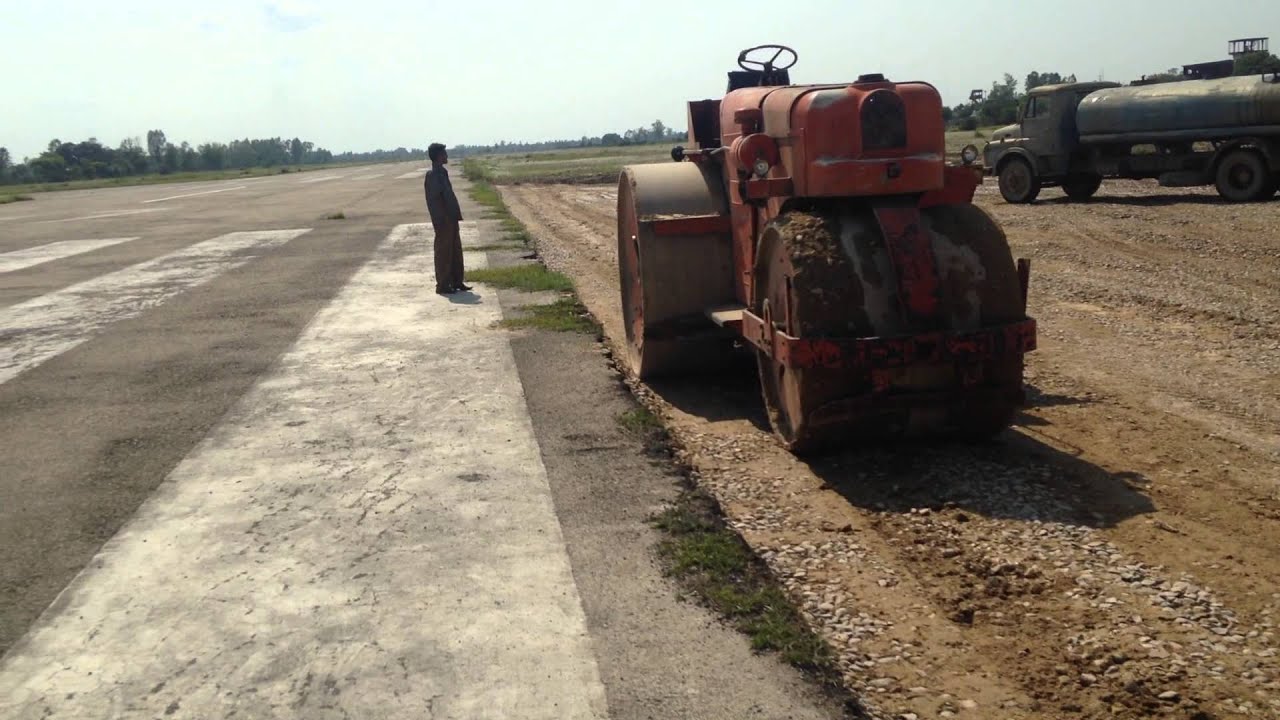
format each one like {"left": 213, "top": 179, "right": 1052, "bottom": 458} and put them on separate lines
{"left": 502, "top": 180, "right": 1280, "bottom": 720}
{"left": 486, "top": 251, "right": 849, "bottom": 720}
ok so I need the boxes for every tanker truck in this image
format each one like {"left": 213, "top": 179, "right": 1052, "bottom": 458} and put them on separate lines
{"left": 982, "top": 74, "right": 1280, "bottom": 202}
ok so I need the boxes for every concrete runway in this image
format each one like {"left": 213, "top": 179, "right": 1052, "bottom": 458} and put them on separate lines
{"left": 0, "top": 164, "right": 843, "bottom": 718}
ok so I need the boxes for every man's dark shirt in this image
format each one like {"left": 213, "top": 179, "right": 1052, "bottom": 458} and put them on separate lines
{"left": 424, "top": 163, "right": 463, "bottom": 224}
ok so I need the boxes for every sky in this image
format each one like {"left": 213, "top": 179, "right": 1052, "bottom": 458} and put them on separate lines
{"left": 3, "top": 0, "right": 1279, "bottom": 161}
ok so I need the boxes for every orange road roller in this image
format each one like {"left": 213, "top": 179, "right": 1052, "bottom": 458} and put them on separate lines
{"left": 616, "top": 45, "right": 1037, "bottom": 453}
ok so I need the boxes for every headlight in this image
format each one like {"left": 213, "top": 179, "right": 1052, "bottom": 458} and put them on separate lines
{"left": 753, "top": 158, "right": 771, "bottom": 177}
{"left": 960, "top": 144, "right": 979, "bottom": 165}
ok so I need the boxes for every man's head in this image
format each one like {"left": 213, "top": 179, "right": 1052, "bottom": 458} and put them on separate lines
{"left": 428, "top": 143, "right": 448, "bottom": 165}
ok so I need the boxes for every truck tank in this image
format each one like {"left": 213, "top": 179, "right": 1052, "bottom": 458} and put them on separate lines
{"left": 1077, "top": 75, "right": 1280, "bottom": 143}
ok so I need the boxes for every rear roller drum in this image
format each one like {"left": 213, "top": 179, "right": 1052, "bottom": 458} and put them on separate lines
{"left": 752, "top": 205, "right": 1026, "bottom": 454}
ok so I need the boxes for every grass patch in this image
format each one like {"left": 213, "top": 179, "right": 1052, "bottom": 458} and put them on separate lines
{"left": 467, "top": 133, "right": 1003, "bottom": 183}
{"left": 467, "top": 243, "right": 525, "bottom": 252}
{"left": 944, "top": 126, "right": 1001, "bottom": 161}
{"left": 0, "top": 194, "right": 33, "bottom": 204}
{"left": 617, "top": 407, "right": 663, "bottom": 435}
{"left": 465, "top": 263, "right": 573, "bottom": 293}
{"left": 617, "top": 407, "right": 669, "bottom": 454}
{"left": 326, "top": 211, "right": 346, "bottom": 220}
{"left": 459, "top": 158, "right": 597, "bottom": 335}
{"left": 461, "top": 158, "right": 534, "bottom": 246}
{"left": 462, "top": 143, "right": 672, "bottom": 185}
{"left": 652, "top": 490, "right": 835, "bottom": 672}
{"left": 499, "top": 297, "right": 598, "bottom": 334}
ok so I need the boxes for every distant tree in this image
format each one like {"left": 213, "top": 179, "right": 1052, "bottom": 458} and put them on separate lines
{"left": 1234, "top": 51, "right": 1280, "bottom": 76}
{"left": 0, "top": 147, "right": 9, "bottom": 181}
{"left": 1135, "top": 67, "right": 1182, "bottom": 84}
{"left": 650, "top": 120, "right": 667, "bottom": 140}
{"left": 117, "top": 138, "right": 149, "bottom": 175}
{"left": 8, "top": 162, "right": 32, "bottom": 184}
{"left": 179, "top": 142, "right": 199, "bottom": 171}
{"left": 289, "top": 137, "right": 305, "bottom": 164}
{"left": 1025, "top": 71, "right": 1076, "bottom": 91}
{"left": 198, "top": 142, "right": 227, "bottom": 170}
{"left": 146, "top": 130, "right": 167, "bottom": 168}
{"left": 29, "top": 153, "right": 69, "bottom": 182}
{"left": 941, "top": 106, "right": 954, "bottom": 123}
{"left": 601, "top": 132, "right": 623, "bottom": 147}
{"left": 226, "top": 139, "right": 256, "bottom": 168}
{"left": 161, "top": 143, "right": 180, "bottom": 173}
{"left": 979, "top": 74, "right": 1020, "bottom": 126}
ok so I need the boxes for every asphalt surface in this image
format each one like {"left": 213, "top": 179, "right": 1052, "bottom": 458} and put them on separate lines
{"left": 0, "top": 166, "right": 842, "bottom": 718}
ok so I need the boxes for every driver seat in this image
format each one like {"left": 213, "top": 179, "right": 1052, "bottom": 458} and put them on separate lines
{"left": 726, "top": 68, "right": 791, "bottom": 92}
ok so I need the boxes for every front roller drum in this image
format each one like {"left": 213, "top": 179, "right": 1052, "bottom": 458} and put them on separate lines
{"left": 617, "top": 163, "right": 736, "bottom": 379}
{"left": 753, "top": 205, "right": 1028, "bottom": 454}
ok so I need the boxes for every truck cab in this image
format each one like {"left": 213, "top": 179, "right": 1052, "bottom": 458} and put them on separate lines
{"left": 982, "top": 81, "right": 1120, "bottom": 202}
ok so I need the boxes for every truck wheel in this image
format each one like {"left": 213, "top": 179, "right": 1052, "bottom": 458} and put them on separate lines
{"left": 998, "top": 157, "right": 1041, "bottom": 203}
{"left": 1215, "top": 150, "right": 1273, "bottom": 202}
{"left": 1062, "top": 174, "right": 1102, "bottom": 201}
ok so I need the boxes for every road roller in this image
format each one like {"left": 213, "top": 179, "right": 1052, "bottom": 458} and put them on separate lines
{"left": 616, "top": 45, "right": 1038, "bottom": 453}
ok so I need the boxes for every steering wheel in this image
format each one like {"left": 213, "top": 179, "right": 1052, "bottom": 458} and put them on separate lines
{"left": 737, "top": 45, "right": 798, "bottom": 73}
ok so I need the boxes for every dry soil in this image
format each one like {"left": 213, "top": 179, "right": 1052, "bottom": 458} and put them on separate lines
{"left": 502, "top": 179, "right": 1280, "bottom": 720}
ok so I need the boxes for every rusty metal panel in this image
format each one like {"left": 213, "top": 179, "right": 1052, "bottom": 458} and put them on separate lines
{"left": 742, "top": 309, "right": 1037, "bottom": 371}
{"left": 782, "top": 82, "right": 947, "bottom": 197}
{"left": 874, "top": 205, "right": 942, "bottom": 329}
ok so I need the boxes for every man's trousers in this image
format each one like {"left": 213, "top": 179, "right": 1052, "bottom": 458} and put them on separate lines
{"left": 432, "top": 220, "right": 464, "bottom": 291}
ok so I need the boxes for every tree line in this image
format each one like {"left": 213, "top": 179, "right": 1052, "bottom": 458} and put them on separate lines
{"left": 945, "top": 71, "right": 1079, "bottom": 130}
{"left": 0, "top": 119, "right": 688, "bottom": 185}
{"left": 0, "top": 130, "right": 428, "bottom": 185}
{"left": 451, "top": 120, "right": 685, "bottom": 157}
{"left": 946, "top": 50, "right": 1280, "bottom": 131}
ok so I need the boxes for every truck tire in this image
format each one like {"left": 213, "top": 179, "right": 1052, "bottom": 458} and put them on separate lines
{"left": 1215, "top": 150, "right": 1275, "bottom": 202}
{"left": 998, "top": 157, "right": 1041, "bottom": 204}
{"left": 1062, "top": 174, "right": 1102, "bottom": 201}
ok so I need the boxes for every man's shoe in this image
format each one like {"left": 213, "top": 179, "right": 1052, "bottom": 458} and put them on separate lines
{"left": 456, "top": 283, "right": 473, "bottom": 292}
{"left": 436, "top": 287, "right": 455, "bottom": 295}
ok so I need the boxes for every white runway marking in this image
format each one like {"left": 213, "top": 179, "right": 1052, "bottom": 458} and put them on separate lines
{"left": 0, "top": 223, "right": 608, "bottom": 719}
{"left": 0, "top": 238, "right": 138, "bottom": 274}
{"left": 298, "top": 174, "right": 342, "bottom": 184}
{"left": 141, "top": 185, "right": 246, "bottom": 203}
{"left": 0, "top": 214, "right": 36, "bottom": 223}
{"left": 349, "top": 173, "right": 385, "bottom": 181}
{"left": 460, "top": 221, "right": 483, "bottom": 247}
{"left": 0, "top": 229, "right": 310, "bottom": 386}
{"left": 395, "top": 169, "right": 426, "bottom": 179}
{"left": 34, "top": 208, "right": 173, "bottom": 224}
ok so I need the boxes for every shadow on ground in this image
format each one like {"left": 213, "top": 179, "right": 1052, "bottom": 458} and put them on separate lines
{"left": 647, "top": 358, "right": 1154, "bottom": 529}
{"left": 1037, "top": 193, "right": 1277, "bottom": 207}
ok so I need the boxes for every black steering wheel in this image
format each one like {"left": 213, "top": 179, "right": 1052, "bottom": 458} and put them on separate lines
{"left": 737, "top": 44, "right": 798, "bottom": 73}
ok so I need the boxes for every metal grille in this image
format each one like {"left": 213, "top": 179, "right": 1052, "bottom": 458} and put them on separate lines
{"left": 861, "top": 90, "right": 907, "bottom": 151}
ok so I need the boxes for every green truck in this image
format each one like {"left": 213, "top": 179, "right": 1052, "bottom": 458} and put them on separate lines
{"left": 982, "top": 75, "right": 1280, "bottom": 203}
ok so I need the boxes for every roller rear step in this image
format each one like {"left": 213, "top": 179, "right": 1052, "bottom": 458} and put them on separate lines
{"left": 705, "top": 305, "right": 746, "bottom": 331}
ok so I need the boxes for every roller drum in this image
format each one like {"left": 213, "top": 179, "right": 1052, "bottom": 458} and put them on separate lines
{"left": 616, "top": 163, "right": 735, "bottom": 379}
{"left": 753, "top": 204, "right": 1026, "bottom": 453}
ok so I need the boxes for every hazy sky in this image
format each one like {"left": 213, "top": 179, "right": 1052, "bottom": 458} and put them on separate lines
{"left": 4, "top": 0, "right": 1278, "bottom": 160}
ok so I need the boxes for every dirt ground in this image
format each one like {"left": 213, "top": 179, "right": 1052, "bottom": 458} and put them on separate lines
{"left": 503, "top": 179, "right": 1280, "bottom": 720}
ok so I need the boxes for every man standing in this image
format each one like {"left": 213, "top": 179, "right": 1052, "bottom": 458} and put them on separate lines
{"left": 423, "top": 143, "right": 470, "bottom": 294}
